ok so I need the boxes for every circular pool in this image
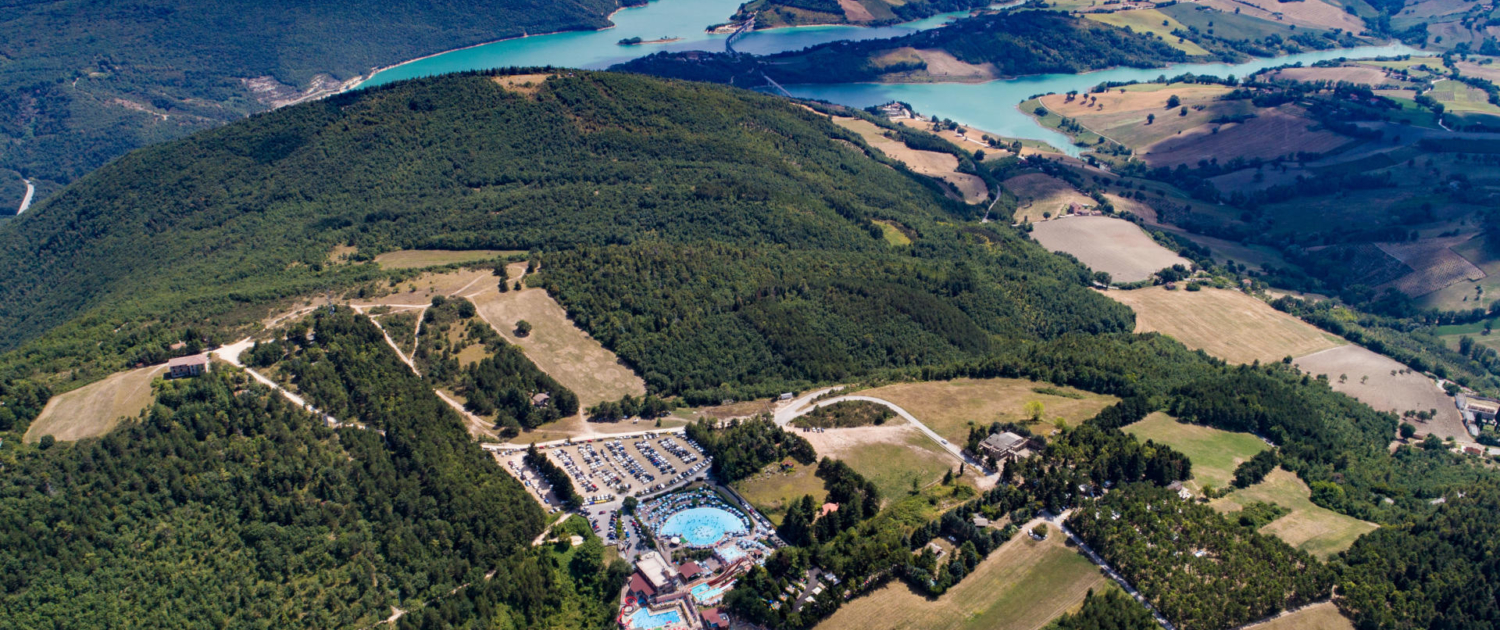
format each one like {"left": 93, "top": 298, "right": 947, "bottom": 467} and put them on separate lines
{"left": 658, "top": 507, "right": 747, "bottom": 547}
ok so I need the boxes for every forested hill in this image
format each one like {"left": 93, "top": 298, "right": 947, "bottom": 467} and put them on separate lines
{"left": 615, "top": 11, "right": 1188, "bottom": 84}
{"left": 0, "top": 0, "right": 629, "bottom": 195}
{"left": 0, "top": 69, "right": 1129, "bottom": 401}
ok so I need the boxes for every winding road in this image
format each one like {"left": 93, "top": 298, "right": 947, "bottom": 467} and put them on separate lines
{"left": 774, "top": 388, "right": 989, "bottom": 473}
{"left": 17, "top": 178, "right": 34, "bottom": 214}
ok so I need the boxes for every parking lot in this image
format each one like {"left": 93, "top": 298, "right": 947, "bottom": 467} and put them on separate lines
{"left": 493, "top": 432, "right": 714, "bottom": 547}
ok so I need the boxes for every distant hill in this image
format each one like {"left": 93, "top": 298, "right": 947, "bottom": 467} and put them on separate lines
{"left": 0, "top": 0, "right": 633, "bottom": 197}
{"left": 617, "top": 11, "right": 1190, "bottom": 85}
{"left": 729, "top": 0, "right": 991, "bottom": 29}
{"left": 0, "top": 70, "right": 1129, "bottom": 400}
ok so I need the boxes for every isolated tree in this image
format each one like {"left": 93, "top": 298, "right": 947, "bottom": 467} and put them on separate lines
{"left": 1166, "top": 94, "right": 1181, "bottom": 108}
{"left": 1146, "top": 113, "right": 1156, "bottom": 125}
{"left": 1032, "top": 523, "right": 1049, "bottom": 539}
{"left": 1400, "top": 423, "right": 1417, "bottom": 439}
{"left": 1024, "top": 399, "right": 1046, "bottom": 422}
{"left": 515, "top": 320, "right": 533, "bottom": 337}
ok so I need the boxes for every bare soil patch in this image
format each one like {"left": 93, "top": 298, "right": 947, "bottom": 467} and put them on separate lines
{"left": 1197, "top": 0, "right": 1364, "bottom": 31}
{"left": 491, "top": 73, "right": 553, "bottom": 95}
{"left": 832, "top": 116, "right": 988, "bottom": 203}
{"left": 910, "top": 48, "right": 997, "bottom": 81}
{"left": 27, "top": 365, "right": 166, "bottom": 442}
{"left": 1140, "top": 107, "right": 1351, "bottom": 167}
{"left": 1376, "top": 237, "right": 1486, "bottom": 296}
{"left": 1292, "top": 345, "right": 1472, "bottom": 443}
{"left": 1003, "top": 173, "right": 1095, "bottom": 223}
{"left": 1030, "top": 216, "right": 1191, "bottom": 283}
{"left": 1108, "top": 287, "right": 1344, "bottom": 364}
{"left": 838, "top": 0, "right": 877, "bottom": 22}
{"left": 1271, "top": 66, "right": 1391, "bottom": 86}
{"left": 373, "top": 249, "right": 519, "bottom": 270}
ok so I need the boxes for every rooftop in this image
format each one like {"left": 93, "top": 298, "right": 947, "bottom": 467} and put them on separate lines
{"left": 980, "top": 431, "right": 1026, "bottom": 452}
{"left": 167, "top": 354, "right": 208, "bottom": 367}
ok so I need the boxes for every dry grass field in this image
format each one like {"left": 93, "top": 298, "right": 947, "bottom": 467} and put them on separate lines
{"left": 472, "top": 263, "right": 646, "bottom": 409}
{"left": 815, "top": 530, "right": 1109, "bottom": 630}
{"left": 1456, "top": 60, "right": 1500, "bottom": 83}
{"left": 1085, "top": 9, "right": 1211, "bottom": 55}
{"left": 1191, "top": 0, "right": 1365, "bottom": 31}
{"left": 1430, "top": 79, "right": 1500, "bottom": 114}
{"left": 1039, "top": 85, "right": 1235, "bottom": 150}
{"left": 735, "top": 461, "right": 830, "bottom": 526}
{"left": 1004, "top": 173, "right": 1097, "bottom": 223}
{"left": 1376, "top": 237, "right": 1486, "bottom": 297}
{"left": 1030, "top": 216, "right": 1191, "bottom": 283}
{"left": 1418, "top": 235, "right": 1500, "bottom": 311}
{"left": 872, "top": 47, "right": 998, "bottom": 82}
{"left": 26, "top": 364, "right": 166, "bottom": 443}
{"left": 1270, "top": 66, "right": 1392, "bottom": 86}
{"left": 1124, "top": 412, "right": 1269, "bottom": 493}
{"left": 800, "top": 423, "right": 960, "bottom": 501}
{"left": 373, "top": 249, "right": 519, "bottom": 269}
{"left": 1243, "top": 602, "right": 1355, "bottom": 630}
{"left": 1212, "top": 468, "right": 1379, "bottom": 560}
{"left": 1108, "top": 287, "right": 1345, "bottom": 364}
{"left": 1292, "top": 345, "right": 1471, "bottom": 443}
{"left": 832, "top": 116, "right": 988, "bottom": 203}
{"left": 1139, "top": 107, "right": 1351, "bottom": 167}
{"left": 858, "top": 378, "right": 1116, "bottom": 444}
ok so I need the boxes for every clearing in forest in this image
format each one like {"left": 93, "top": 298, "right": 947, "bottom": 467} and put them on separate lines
{"left": 735, "top": 461, "right": 830, "bottom": 526}
{"left": 1270, "top": 66, "right": 1390, "bottom": 86}
{"left": 26, "top": 364, "right": 167, "bottom": 443}
{"left": 830, "top": 116, "right": 988, "bottom": 203}
{"left": 1212, "top": 468, "right": 1379, "bottom": 560}
{"left": 1241, "top": 602, "right": 1354, "bottom": 630}
{"left": 1030, "top": 216, "right": 1191, "bottom": 283}
{"left": 373, "top": 249, "right": 520, "bottom": 270}
{"left": 1375, "top": 236, "right": 1485, "bottom": 297}
{"left": 857, "top": 378, "right": 1115, "bottom": 445}
{"left": 471, "top": 263, "right": 646, "bottom": 410}
{"left": 1003, "top": 173, "right": 1096, "bottom": 223}
{"left": 814, "top": 530, "right": 1110, "bottom": 630}
{"left": 1107, "top": 286, "right": 1345, "bottom": 364}
{"left": 1123, "top": 412, "right": 1269, "bottom": 493}
{"left": 1292, "top": 345, "right": 1471, "bottom": 443}
{"left": 799, "top": 423, "right": 960, "bottom": 502}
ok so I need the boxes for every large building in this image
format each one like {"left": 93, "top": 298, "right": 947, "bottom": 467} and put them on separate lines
{"left": 977, "top": 431, "right": 1027, "bottom": 464}
{"left": 167, "top": 354, "right": 209, "bottom": 378}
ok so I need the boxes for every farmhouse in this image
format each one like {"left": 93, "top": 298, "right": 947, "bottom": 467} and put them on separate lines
{"left": 167, "top": 354, "right": 209, "bottom": 378}
{"left": 1465, "top": 396, "right": 1499, "bottom": 422}
{"left": 978, "top": 431, "right": 1028, "bottom": 464}
{"left": 531, "top": 392, "right": 551, "bottom": 407}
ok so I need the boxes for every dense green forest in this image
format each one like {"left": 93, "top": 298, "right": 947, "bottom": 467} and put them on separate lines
{"left": 615, "top": 11, "right": 1188, "bottom": 84}
{"left": 0, "top": 0, "right": 628, "bottom": 193}
{"left": 687, "top": 417, "right": 817, "bottom": 482}
{"left": 0, "top": 69, "right": 1130, "bottom": 409}
{"left": 0, "top": 362, "right": 555, "bottom": 625}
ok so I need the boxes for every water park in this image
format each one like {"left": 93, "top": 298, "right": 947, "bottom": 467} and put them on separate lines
{"left": 620, "top": 487, "right": 778, "bottom": 629}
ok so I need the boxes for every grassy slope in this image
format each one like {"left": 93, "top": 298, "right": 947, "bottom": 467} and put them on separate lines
{"left": 1212, "top": 468, "right": 1379, "bottom": 560}
{"left": 1123, "top": 412, "right": 1269, "bottom": 492}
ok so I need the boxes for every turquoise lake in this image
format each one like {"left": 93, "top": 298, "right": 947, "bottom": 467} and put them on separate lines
{"left": 360, "top": 0, "right": 1422, "bottom": 154}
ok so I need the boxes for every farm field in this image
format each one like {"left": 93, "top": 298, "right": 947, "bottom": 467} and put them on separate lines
{"left": 815, "top": 527, "right": 1109, "bottom": 630}
{"left": 735, "top": 461, "right": 829, "bottom": 526}
{"left": 1243, "top": 602, "right": 1355, "bottom": 630}
{"left": 373, "top": 249, "right": 520, "bottom": 269}
{"left": 856, "top": 378, "right": 1117, "bottom": 445}
{"left": 800, "top": 423, "right": 961, "bottom": 501}
{"left": 1107, "top": 286, "right": 1345, "bottom": 364}
{"left": 1291, "top": 345, "right": 1472, "bottom": 443}
{"left": 1003, "top": 173, "right": 1096, "bottom": 223}
{"left": 1123, "top": 412, "right": 1269, "bottom": 493}
{"left": 473, "top": 263, "right": 646, "bottom": 410}
{"left": 1187, "top": 0, "right": 1364, "bottom": 31}
{"left": 1375, "top": 237, "right": 1485, "bottom": 297}
{"left": 1429, "top": 80, "right": 1500, "bottom": 114}
{"left": 26, "top": 364, "right": 167, "bottom": 443}
{"left": 1030, "top": 216, "right": 1191, "bottom": 283}
{"left": 1162, "top": 2, "right": 1317, "bottom": 39}
{"left": 1138, "top": 106, "right": 1351, "bottom": 167}
{"left": 1417, "top": 234, "right": 1500, "bottom": 310}
{"left": 1212, "top": 468, "right": 1379, "bottom": 560}
{"left": 1084, "top": 10, "right": 1210, "bottom": 55}
{"left": 831, "top": 116, "right": 988, "bottom": 203}
{"left": 1037, "top": 84, "right": 1236, "bottom": 149}
{"left": 1269, "top": 65, "right": 1391, "bottom": 86}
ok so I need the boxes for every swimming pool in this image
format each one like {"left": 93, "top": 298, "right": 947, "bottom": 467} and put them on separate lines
{"left": 690, "top": 581, "right": 733, "bottom": 605}
{"left": 659, "top": 507, "right": 746, "bottom": 547}
{"left": 628, "top": 607, "right": 682, "bottom": 630}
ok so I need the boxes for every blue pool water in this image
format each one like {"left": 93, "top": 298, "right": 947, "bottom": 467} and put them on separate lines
{"left": 629, "top": 607, "right": 682, "bottom": 630}
{"left": 691, "top": 582, "right": 733, "bottom": 604}
{"left": 659, "top": 507, "right": 746, "bottom": 546}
